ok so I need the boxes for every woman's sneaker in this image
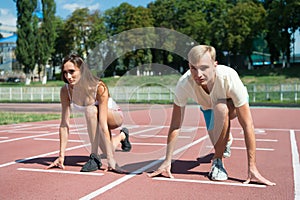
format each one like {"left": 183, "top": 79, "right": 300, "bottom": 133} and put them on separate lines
{"left": 80, "top": 153, "right": 102, "bottom": 172}
{"left": 120, "top": 128, "right": 131, "bottom": 152}
{"left": 208, "top": 158, "right": 228, "bottom": 181}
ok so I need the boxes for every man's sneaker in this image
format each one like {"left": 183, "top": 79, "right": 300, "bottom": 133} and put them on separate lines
{"left": 223, "top": 134, "right": 233, "bottom": 158}
{"left": 208, "top": 158, "right": 228, "bottom": 181}
{"left": 121, "top": 127, "right": 131, "bottom": 152}
{"left": 80, "top": 153, "right": 102, "bottom": 172}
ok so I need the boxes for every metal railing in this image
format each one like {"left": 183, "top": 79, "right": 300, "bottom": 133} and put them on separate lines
{"left": 0, "top": 84, "right": 299, "bottom": 103}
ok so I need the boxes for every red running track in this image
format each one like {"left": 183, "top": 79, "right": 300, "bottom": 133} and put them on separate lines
{"left": 0, "top": 105, "right": 300, "bottom": 199}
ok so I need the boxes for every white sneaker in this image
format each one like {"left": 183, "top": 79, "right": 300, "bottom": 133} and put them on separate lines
{"left": 209, "top": 158, "right": 228, "bottom": 181}
{"left": 223, "top": 134, "right": 233, "bottom": 158}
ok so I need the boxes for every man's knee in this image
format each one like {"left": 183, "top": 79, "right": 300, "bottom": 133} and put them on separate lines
{"left": 215, "top": 99, "right": 236, "bottom": 120}
{"left": 214, "top": 100, "right": 229, "bottom": 117}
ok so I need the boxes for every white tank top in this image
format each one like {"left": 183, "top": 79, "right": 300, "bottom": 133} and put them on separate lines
{"left": 66, "top": 84, "right": 120, "bottom": 112}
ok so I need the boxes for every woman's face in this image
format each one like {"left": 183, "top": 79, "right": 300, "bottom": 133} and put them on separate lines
{"left": 63, "top": 61, "right": 81, "bottom": 85}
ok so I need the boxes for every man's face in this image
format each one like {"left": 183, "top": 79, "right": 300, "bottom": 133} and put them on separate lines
{"left": 189, "top": 52, "right": 217, "bottom": 87}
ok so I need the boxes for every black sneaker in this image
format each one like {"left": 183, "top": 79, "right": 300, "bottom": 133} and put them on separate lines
{"left": 120, "top": 128, "right": 131, "bottom": 152}
{"left": 80, "top": 153, "right": 102, "bottom": 172}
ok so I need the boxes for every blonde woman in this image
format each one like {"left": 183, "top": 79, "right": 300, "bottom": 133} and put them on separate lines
{"left": 47, "top": 54, "right": 131, "bottom": 172}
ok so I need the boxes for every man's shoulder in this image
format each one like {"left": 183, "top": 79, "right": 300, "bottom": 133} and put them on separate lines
{"left": 216, "top": 65, "right": 238, "bottom": 76}
{"left": 178, "top": 70, "right": 192, "bottom": 84}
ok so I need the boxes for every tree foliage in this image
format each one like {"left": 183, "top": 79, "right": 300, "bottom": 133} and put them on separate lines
{"left": 13, "top": 0, "right": 300, "bottom": 78}
{"left": 14, "top": 0, "right": 37, "bottom": 74}
{"left": 60, "top": 8, "right": 107, "bottom": 58}
{"left": 264, "top": 0, "right": 300, "bottom": 66}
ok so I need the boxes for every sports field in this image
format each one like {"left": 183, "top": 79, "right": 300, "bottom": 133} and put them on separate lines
{"left": 0, "top": 104, "right": 299, "bottom": 199}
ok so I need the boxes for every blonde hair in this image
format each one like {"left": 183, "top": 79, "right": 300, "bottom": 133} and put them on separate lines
{"left": 188, "top": 45, "right": 216, "bottom": 65}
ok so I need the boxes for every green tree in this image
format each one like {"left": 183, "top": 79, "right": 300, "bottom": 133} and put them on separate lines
{"left": 40, "top": 0, "right": 57, "bottom": 83}
{"left": 63, "top": 8, "right": 106, "bottom": 58}
{"left": 14, "top": 0, "right": 37, "bottom": 83}
{"left": 104, "top": 3, "right": 154, "bottom": 75}
{"left": 53, "top": 17, "right": 69, "bottom": 58}
{"left": 33, "top": 0, "right": 57, "bottom": 83}
{"left": 149, "top": 0, "right": 229, "bottom": 69}
{"left": 86, "top": 10, "right": 106, "bottom": 51}
{"left": 105, "top": 3, "right": 153, "bottom": 35}
{"left": 148, "top": 0, "right": 178, "bottom": 29}
{"left": 224, "top": 1, "right": 266, "bottom": 67}
{"left": 265, "top": 0, "right": 300, "bottom": 67}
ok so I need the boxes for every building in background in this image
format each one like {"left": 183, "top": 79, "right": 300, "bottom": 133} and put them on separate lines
{"left": 0, "top": 23, "right": 17, "bottom": 73}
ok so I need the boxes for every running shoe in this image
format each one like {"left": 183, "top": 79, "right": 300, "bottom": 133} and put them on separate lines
{"left": 223, "top": 134, "right": 233, "bottom": 158}
{"left": 208, "top": 158, "right": 228, "bottom": 181}
{"left": 80, "top": 153, "right": 102, "bottom": 172}
{"left": 120, "top": 127, "right": 131, "bottom": 152}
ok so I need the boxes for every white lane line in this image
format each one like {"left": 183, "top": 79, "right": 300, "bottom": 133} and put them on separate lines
{"left": 0, "top": 127, "right": 87, "bottom": 144}
{"left": 138, "top": 135, "right": 190, "bottom": 139}
{"left": 234, "top": 138, "right": 278, "bottom": 142}
{"left": 17, "top": 168, "right": 104, "bottom": 176}
{"left": 79, "top": 135, "right": 210, "bottom": 200}
{"left": 0, "top": 124, "right": 57, "bottom": 133}
{"left": 34, "top": 138, "right": 84, "bottom": 143}
{"left": 290, "top": 130, "right": 300, "bottom": 200}
{"left": 131, "top": 142, "right": 166, "bottom": 146}
{"left": 206, "top": 146, "right": 274, "bottom": 151}
{"left": 0, "top": 126, "right": 167, "bottom": 168}
{"left": 7, "top": 130, "right": 50, "bottom": 134}
{"left": 180, "top": 127, "right": 199, "bottom": 132}
{"left": 231, "top": 147, "right": 274, "bottom": 151}
{"left": 0, "top": 132, "right": 58, "bottom": 144}
{"left": 0, "top": 137, "right": 9, "bottom": 139}
{"left": 153, "top": 177, "right": 266, "bottom": 188}
{"left": 130, "top": 126, "right": 165, "bottom": 135}
{"left": 0, "top": 144, "right": 90, "bottom": 168}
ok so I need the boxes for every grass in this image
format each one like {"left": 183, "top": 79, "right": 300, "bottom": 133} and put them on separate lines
{"left": 1, "top": 66, "right": 299, "bottom": 124}
{"left": 0, "top": 112, "right": 61, "bottom": 125}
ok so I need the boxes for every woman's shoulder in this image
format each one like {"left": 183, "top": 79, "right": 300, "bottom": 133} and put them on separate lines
{"left": 60, "top": 84, "right": 68, "bottom": 92}
{"left": 96, "top": 81, "right": 109, "bottom": 96}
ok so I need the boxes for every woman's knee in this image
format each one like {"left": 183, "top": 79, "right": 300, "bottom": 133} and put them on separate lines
{"left": 107, "top": 110, "right": 123, "bottom": 129}
{"left": 85, "top": 106, "right": 98, "bottom": 119}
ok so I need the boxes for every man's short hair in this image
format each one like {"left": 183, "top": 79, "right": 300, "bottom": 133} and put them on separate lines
{"left": 188, "top": 45, "right": 216, "bottom": 65}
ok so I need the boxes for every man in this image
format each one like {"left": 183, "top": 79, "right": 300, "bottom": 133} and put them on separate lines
{"left": 148, "top": 45, "right": 275, "bottom": 185}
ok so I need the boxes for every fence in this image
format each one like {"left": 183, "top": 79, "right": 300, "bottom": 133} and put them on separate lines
{"left": 247, "top": 84, "right": 300, "bottom": 103}
{"left": 0, "top": 84, "right": 300, "bottom": 103}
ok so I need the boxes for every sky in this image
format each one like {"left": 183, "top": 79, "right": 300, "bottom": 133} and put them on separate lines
{"left": 0, "top": 0, "right": 299, "bottom": 54}
{"left": 0, "top": 0, "right": 154, "bottom": 26}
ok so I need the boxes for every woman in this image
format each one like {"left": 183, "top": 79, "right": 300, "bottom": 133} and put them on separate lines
{"left": 47, "top": 54, "right": 131, "bottom": 172}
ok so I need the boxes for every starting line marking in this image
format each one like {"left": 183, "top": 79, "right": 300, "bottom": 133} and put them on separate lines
{"left": 153, "top": 177, "right": 266, "bottom": 188}
{"left": 131, "top": 142, "right": 166, "bottom": 146}
{"left": 234, "top": 138, "right": 278, "bottom": 142}
{"left": 138, "top": 135, "right": 190, "bottom": 139}
{"left": 34, "top": 138, "right": 84, "bottom": 143}
{"left": 17, "top": 168, "right": 104, "bottom": 176}
{"left": 206, "top": 146, "right": 274, "bottom": 151}
{"left": 79, "top": 135, "right": 210, "bottom": 200}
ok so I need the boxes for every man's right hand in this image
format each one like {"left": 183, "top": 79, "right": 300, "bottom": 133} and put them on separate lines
{"left": 147, "top": 161, "right": 174, "bottom": 178}
{"left": 45, "top": 156, "right": 65, "bottom": 170}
